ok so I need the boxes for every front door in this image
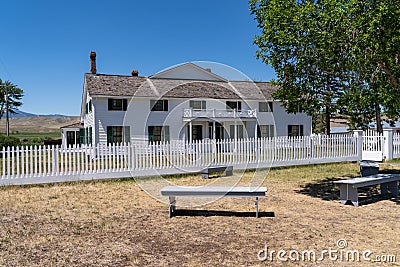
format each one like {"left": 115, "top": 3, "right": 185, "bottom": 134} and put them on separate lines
{"left": 209, "top": 122, "right": 224, "bottom": 140}
{"left": 188, "top": 125, "right": 203, "bottom": 141}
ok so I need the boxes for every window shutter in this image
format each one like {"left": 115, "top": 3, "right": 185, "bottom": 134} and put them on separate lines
{"left": 238, "top": 102, "right": 242, "bottom": 111}
{"left": 123, "top": 99, "right": 128, "bottom": 111}
{"left": 202, "top": 100, "right": 206, "bottom": 110}
{"left": 300, "top": 125, "right": 304, "bottom": 136}
{"left": 230, "top": 125, "right": 235, "bottom": 139}
{"left": 270, "top": 126, "right": 275, "bottom": 137}
{"left": 268, "top": 102, "right": 273, "bottom": 112}
{"left": 123, "top": 126, "right": 130, "bottom": 143}
{"left": 189, "top": 100, "right": 194, "bottom": 109}
{"left": 107, "top": 126, "right": 113, "bottom": 144}
{"left": 108, "top": 99, "right": 113, "bottom": 111}
{"left": 88, "top": 127, "right": 92, "bottom": 144}
{"left": 164, "top": 100, "right": 168, "bottom": 111}
{"left": 79, "top": 128, "right": 85, "bottom": 144}
{"left": 150, "top": 100, "right": 155, "bottom": 111}
{"left": 148, "top": 126, "right": 154, "bottom": 142}
{"left": 163, "top": 126, "right": 170, "bottom": 142}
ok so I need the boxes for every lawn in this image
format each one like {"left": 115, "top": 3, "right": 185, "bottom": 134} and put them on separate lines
{"left": 0, "top": 162, "right": 399, "bottom": 266}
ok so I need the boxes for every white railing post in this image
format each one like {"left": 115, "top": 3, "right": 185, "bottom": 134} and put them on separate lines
{"left": 383, "top": 129, "right": 394, "bottom": 160}
{"left": 353, "top": 130, "right": 363, "bottom": 161}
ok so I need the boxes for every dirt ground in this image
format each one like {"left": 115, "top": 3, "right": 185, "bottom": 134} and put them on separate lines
{"left": 0, "top": 162, "right": 399, "bottom": 266}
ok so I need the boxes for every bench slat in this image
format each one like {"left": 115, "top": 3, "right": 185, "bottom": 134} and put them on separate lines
{"left": 161, "top": 186, "right": 267, "bottom": 197}
{"left": 334, "top": 174, "right": 400, "bottom": 188}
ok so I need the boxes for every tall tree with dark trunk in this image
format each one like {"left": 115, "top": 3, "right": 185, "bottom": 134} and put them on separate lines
{"left": 250, "top": 0, "right": 350, "bottom": 135}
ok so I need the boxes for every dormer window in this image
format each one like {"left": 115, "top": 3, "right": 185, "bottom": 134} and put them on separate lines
{"left": 108, "top": 98, "right": 128, "bottom": 111}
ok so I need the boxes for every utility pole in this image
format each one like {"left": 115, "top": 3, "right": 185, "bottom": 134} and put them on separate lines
{"left": 5, "top": 83, "right": 9, "bottom": 136}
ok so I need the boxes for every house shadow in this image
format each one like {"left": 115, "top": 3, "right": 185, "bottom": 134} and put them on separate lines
{"left": 295, "top": 174, "right": 400, "bottom": 206}
{"left": 171, "top": 209, "right": 275, "bottom": 218}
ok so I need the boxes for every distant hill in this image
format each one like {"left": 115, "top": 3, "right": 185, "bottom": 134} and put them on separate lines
{"left": 0, "top": 116, "right": 80, "bottom": 133}
{"left": 3, "top": 110, "right": 70, "bottom": 118}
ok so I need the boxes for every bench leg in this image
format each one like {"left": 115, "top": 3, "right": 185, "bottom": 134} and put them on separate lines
{"left": 168, "top": 196, "right": 176, "bottom": 218}
{"left": 339, "top": 184, "right": 359, "bottom": 206}
{"left": 255, "top": 197, "right": 259, "bottom": 218}
{"left": 381, "top": 181, "right": 399, "bottom": 198}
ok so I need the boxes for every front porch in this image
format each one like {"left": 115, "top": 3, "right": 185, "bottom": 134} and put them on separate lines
{"left": 182, "top": 108, "right": 258, "bottom": 142}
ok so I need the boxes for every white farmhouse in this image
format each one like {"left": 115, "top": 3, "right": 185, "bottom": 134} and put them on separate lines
{"left": 68, "top": 53, "right": 312, "bottom": 147}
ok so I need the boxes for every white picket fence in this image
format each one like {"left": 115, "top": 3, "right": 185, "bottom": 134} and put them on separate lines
{"left": 393, "top": 132, "right": 400, "bottom": 158}
{"left": 0, "top": 134, "right": 358, "bottom": 186}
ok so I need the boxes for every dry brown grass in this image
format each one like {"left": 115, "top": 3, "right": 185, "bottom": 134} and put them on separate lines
{"left": 0, "top": 162, "right": 399, "bottom": 266}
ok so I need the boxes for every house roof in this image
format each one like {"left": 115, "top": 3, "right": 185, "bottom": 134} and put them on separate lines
{"left": 60, "top": 122, "right": 83, "bottom": 129}
{"left": 84, "top": 73, "right": 277, "bottom": 100}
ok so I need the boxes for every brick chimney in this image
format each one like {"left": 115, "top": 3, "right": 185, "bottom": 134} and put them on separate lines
{"left": 205, "top": 68, "right": 211, "bottom": 72}
{"left": 90, "top": 51, "right": 97, "bottom": 74}
{"left": 131, "top": 70, "right": 139, "bottom": 76}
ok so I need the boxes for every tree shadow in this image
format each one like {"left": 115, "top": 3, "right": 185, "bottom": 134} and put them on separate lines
{"left": 171, "top": 209, "right": 275, "bottom": 218}
{"left": 295, "top": 174, "right": 399, "bottom": 205}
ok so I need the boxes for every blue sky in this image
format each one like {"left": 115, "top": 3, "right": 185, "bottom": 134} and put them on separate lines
{"left": 0, "top": 0, "right": 275, "bottom": 116}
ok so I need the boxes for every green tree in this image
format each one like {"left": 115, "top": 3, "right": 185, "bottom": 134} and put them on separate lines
{"left": 342, "top": 0, "right": 400, "bottom": 132}
{"left": 0, "top": 79, "right": 24, "bottom": 119}
{"left": 250, "top": 0, "right": 350, "bottom": 135}
{"left": 250, "top": 0, "right": 400, "bottom": 134}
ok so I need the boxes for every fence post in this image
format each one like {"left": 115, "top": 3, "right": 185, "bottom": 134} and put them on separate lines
{"left": 353, "top": 130, "right": 363, "bottom": 161}
{"left": 383, "top": 129, "right": 393, "bottom": 160}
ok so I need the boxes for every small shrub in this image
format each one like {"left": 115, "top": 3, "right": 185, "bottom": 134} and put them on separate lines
{"left": 0, "top": 135, "right": 21, "bottom": 148}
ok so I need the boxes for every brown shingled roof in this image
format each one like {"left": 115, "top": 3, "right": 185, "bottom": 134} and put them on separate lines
{"left": 84, "top": 73, "right": 277, "bottom": 100}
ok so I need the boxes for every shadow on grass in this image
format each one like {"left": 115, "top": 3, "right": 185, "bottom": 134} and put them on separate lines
{"left": 295, "top": 174, "right": 400, "bottom": 206}
{"left": 171, "top": 209, "right": 275, "bottom": 218}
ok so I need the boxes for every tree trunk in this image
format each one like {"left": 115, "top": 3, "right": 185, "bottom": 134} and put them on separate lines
{"left": 375, "top": 101, "right": 382, "bottom": 134}
{"left": 325, "top": 105, "right": 331, "bottom": 135}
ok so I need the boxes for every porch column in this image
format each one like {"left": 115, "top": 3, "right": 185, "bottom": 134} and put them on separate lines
{"left": 189, "top": 120, "right": 193, "bottom": 143}
{"left": 353, "top": 130, "right": 363, "bottom": 161}
{"left": 383, "top": 129, "right": 394, "bottom": 160}
{"left": 213, "top": 121, "right": 216, "bottom": 140}
{"left": 234, "top": 121, "right": 238, "bottom": 141}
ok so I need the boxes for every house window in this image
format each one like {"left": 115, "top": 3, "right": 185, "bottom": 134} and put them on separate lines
{"left": 148, "top": 126, "right": 170, "bottom": 142}
{"left": 189, "top": 100, "right": 206, "bottom": 110}
{"left": 259, "top": 102, "right": 273, "bottom": 112}
{"left": 229, "top": 125, "right": 244, "bottom": 139}
{"left": 66, "top": 131, "right": 80, "bottom": 145}
{"left": 108, "top": 99, "right": 128, "bottom": 111}
{"left": 288, "top": 125, "right": 304, "bottom": 137}
{"left": 257, "top": 125, "right": 274, "bottom": 138}
{"left": 150, "top": 100, "right": 168, "bottom": 111}
{"left": 226, "top": 101, "right": 242, "bottom": 111}
{"left": 107, "top": 126, "right": 130, "bottom": 144}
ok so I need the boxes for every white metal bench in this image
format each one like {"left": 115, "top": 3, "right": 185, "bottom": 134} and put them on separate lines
{"left": 160, "top": 186, "right": 267, "bottom": 218}
{"left": 334, "top": 174, "right": 400, "bottom": 206}
{"left": 201, "top": 165, "right": 233, "bottom": 179}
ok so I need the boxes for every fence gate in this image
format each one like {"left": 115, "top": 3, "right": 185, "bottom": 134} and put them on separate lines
{"left": 362, "top": 130, "right": 385, "bottom": 161}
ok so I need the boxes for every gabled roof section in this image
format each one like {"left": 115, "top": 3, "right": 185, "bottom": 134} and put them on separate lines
{"left": 150, "top": 62, "right": 227, "bottom": 82}
{"left": 84, "top": 73, "right": 277, "bottom": 100}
